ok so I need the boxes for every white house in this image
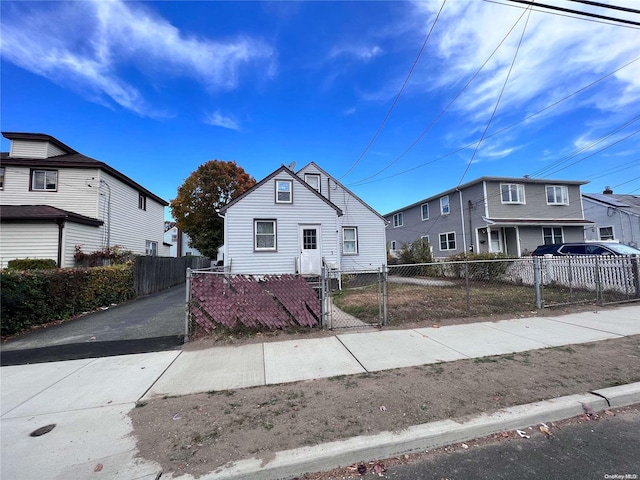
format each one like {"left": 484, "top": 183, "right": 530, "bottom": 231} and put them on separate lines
{"left": 0, "top": 132, "right": 169, "bottom": 268}
{"left": 218, "top": 162, "right": 387, "bottom": 275}
{"left": 163, "top": 225, "right": 204, "bottom": 258}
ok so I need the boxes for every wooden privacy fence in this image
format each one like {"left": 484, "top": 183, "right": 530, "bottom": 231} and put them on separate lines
{"left": 134, "top": 256, "right": 211, "bottom": 295}
{"left": 189, "top": 272, "right": 321, "bottom": 333}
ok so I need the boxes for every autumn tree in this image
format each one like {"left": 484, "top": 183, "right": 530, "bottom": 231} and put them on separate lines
{"left": 170, "top": 160, "right": 256, "bottom": 258}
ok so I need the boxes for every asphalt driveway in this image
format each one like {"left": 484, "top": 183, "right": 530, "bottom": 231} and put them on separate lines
{"left": 1, "top": 284, "right": 186, "bottom": 366}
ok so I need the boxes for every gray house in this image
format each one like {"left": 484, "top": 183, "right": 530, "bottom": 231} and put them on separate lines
{"left": 218, "top": 162, "right": 387, "bottom": 275}
{"left": 582, "top": 188, "right": 640, "bottom": 247}
{"left": 384, "top": 176, "right": 593, "bottom": 259}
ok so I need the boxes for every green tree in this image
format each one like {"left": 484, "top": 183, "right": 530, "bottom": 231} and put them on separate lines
{"left": 170, "top": 160, "right": 256, "bottom": 258}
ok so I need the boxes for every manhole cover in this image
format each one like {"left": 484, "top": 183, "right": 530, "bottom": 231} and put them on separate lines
{"left": 30, "top": 424, "right": 56, "bottom": 437}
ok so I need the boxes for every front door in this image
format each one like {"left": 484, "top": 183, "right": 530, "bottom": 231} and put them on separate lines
{"left": 490, "top": 229, "right": 502, "bottom": 253}
{"left": 299, "top": 225, "right": 322, "bottom": 275}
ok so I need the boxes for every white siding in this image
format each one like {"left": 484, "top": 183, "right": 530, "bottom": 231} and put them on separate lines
{"left": 298, "top": 165, "right": 387, "bottom": 270}
{"left": 163, "top": 227, "right": 203, "bottom": 257}
{"left": 0, "top": 223, "right": 59, "bottom": 268}
{"left": 100, "top": 172, "right": 166, "bottom": 255}
{"left": 0, "top": 165, "right": 101, "bottom": 218}
{"left": 225, "top": 171, "right": 339, "bottom": 274}
{"left": 62, "top": 222, "right": 102, "bottom": 267}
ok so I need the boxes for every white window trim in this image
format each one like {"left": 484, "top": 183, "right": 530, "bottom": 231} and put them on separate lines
{"left": 390, "top": 241, "right": 397, "bottom": 251}
{"left": 0, "top": 166, "right": 5, "bottom": 190}
{"left": 393, "top": 212, "right": 403, "bottom": 228}
{"left": 542, "top": 226, "right": 563, "bottom": 244}
{"left": 275, "top": 180, "right": 293, "bottom": 204}
{"left": 31, "top": 169, "right": 58, "bottom": 191}
{"left": 546, "top": 185, "right": 569, "bottom": 205}
{"left": 500, "top": 183, "right": 526, "bottom": 204}
{"left": 439, "top": 231, "right": 456, "bottom": 251}
{"left": 421, "top": 235, "right": 430, "bottom": 244}
{"left": 342, "top": 227, "right": 358, "bottom": 255}
{"left": 304, "top": 174, "right": 321, "bottom": 192}
{"left": 440, "top": 195, "right": 450, "bottom": 215}
{"left": 138, "top": 193, "right": 147, "bottom": 210}
{"left": 421, "top": 203, "right": 429, "bottom": 221}
{"left": 598, "top": 226, "right": 615, "bottom": 241}
{"left": 255, "top": 219, "right": 277, "bottom": 251}
{"left": 145, "top": 240, "right": 158, "bottom": 256}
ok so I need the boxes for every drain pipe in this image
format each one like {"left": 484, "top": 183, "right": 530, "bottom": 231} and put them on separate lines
{"left": 457, "top": 188, "right": 467, "bottom": 256}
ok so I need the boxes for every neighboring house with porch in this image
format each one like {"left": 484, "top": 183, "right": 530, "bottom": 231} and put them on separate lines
{"left": 582, "top": 188, "right": 640, "bottom": 248}
{"left": 218, "top": 162, "right": 387, "bottom": 275}
{"left": 384, "top": 176, "right": 592, "bottom": 259}
{"left": 0, "top": 132, "right": 169, "bottom": 268}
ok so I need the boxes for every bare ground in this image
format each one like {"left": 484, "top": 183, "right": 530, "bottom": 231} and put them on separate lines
{"left": 130, "top": 333, "right": 640, "bottom": 478}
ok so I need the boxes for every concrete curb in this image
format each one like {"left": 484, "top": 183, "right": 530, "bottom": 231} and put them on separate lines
{"left": 180, "top": 382, "right": 640, "bottom": 480}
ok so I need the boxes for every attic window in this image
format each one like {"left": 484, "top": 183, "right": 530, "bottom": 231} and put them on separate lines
{"left": 31, "top": 169, "right": 58, "bottom": 191}
{"left": 304, "top": 174, "right": 320, "bottom": 192}
{"left": 139, "top": 193, "right": 147, "bottom": 210}
{"left": 275, "top": 180, "right": 292, "bottom": 203}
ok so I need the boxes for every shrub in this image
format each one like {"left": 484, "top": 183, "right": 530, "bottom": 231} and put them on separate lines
{"left": 1, "top": 264, "right": 136, "bottom": 337}
{"left": 6, "top": 258, "right": 57, "bottom": 270}
{"left": 74, "top": 245, "right": 135, "bottom": 267}
{"left": 445, "top": 252, "right": 512, "bottom": 281}
{"left": 395, "top": 240, "right": 437, "bottom": 276}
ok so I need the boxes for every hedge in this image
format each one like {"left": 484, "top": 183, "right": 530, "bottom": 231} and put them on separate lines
{"left": 7, "top": 258, "right": 58, "bottom": 270}
{"left": 1, "top": 264, "right": 136, "bottom": 337}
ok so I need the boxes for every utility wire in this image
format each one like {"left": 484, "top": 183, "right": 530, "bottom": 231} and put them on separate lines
{"left": 506, "top": 0, "right": 640, "bottom": 26}
{"left": 457, "top": 3, "right": 533, "bottom": 186}
{"left": 338, "top": 0, "right": 447, "bottom": 180}
{"left": 567, "top": 0, "right": 640, "bottom": 15}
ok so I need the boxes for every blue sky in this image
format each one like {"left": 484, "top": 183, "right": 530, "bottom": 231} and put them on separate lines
{"left": 2, "top": 0, "right": 639, "bottom": 219}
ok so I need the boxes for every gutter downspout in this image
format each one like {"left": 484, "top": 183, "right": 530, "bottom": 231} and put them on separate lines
{"left": 457, "top": 188, "right": 467, "bottom": 256}
{"left": 467, "top": 200, "right": 474, "bottom": 253}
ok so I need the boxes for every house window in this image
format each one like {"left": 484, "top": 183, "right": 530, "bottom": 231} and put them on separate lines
{"left": 501, "top": 183, "right": 525, "bottom": 204}
{"left": 138, "top": 193, "right": 147, "bottom": 210}
{"left": 599, "top": 226, "right": 614, "bottom": 241}
{"left": 145, "top": 240, "right": 158, "bottom": 256}
{"left": 31, "top": 169, "right": 58, "bottom": 191}
{"left": 546, "top": 185, "right": 569, "bottom": 205}
{"left": 543, "top": 227, "right": 563, "bottom": 244}
{"left": 439, "top": 232, "right": 456, "bottom": 251}
{"left": 421, "top": 235, "right": 430, "bottom": 245}
{"left": 390, "top": 241, "right": 397, "bottom": 251}
{"left": 440, "top": 195, "right": 450, "bottom": 215}
{"left": 0, "top": 167, "right": 5, "bottom": 189}
{"left": 304, "top": 174, "right": 320, "bottom": 192}
{"left": 171, "top": 234, "right": 178, "bottom": 243}
{"left": 393, "top": 212, "right": 403, "bottom": 228}
{"left": 276, "top": 180, "right": 292, "bottom": 203}
{"left": 343, "top": 227, "right": 358, "bottom": 254}
{"left": 255, "top": 219, "right": 277, "bottom": 251}
{"left": 421, "top": 203, "right": 429, "bottom": 221}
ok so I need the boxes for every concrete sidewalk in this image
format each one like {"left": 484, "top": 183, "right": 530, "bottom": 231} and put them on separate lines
{"left": 2, "top": 305, "right": 639, "bottom": 479}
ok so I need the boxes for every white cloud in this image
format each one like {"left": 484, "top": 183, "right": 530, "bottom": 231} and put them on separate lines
{"left": 329, "top": 45, "right": 383, "bottom": 62}
{"left": 0, "top": 0, "right": 276, "bottom": 117}
{"left": 204, "top": 111, "right": 240, "bottom": 131}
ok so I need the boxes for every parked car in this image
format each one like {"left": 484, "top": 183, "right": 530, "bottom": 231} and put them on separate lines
{"left": 532, "top": 242, "right": 640, "bottom": 256}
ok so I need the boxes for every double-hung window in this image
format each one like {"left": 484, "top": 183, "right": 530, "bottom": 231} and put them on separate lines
{"left": 342, "top": 227, "right": 358, "bottom": 254}
{"left": 145, "top": 240, "right": 158, "bottom": 256}
{"left": 255, "top": 220, "right": 277, "bottom": 251}
{"left": 546, "top": 185, "right": 569, "bottom": 205}
{"left": 421, "top": 203, "right": 429, "bottom": 221}
{"left": 599, "top": 226, "right": 614, "bottom": 241}
{"left": 439, "top": 232, "right": 456, "bottom": 251}
{"left": 543, "top": 227, "right": 563, "bottom": 244}
{"left": 31, "top": 169, "right": 58, "bottom": 191}
{"left": 501, "top": 183, "right": 525, "bottom": 204}
{"left": 304, "top": 174, "right": 320, "bottom": 192}
{"left": 393, "top": 212, "right": 403, "bottom": 228}
{"left": 276, "top": 180, "right": 292, "bottom": 203}
{"left": 421, "top": 235, "right": 430, "bottom": 245}
{"left": 440, "top": 195, "right": 450, "bottom": 215}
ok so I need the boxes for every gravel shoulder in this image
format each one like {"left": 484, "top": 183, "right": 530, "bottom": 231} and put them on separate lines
{"left": 130, "top": 333, "right": 640, "bottom": 478}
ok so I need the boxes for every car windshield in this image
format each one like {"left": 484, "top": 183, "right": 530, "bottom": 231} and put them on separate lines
{"left": 605, "top": 243, "right": 640, "bottom": 255}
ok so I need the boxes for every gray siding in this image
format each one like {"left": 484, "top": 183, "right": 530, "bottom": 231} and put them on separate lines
{"left": 486, "top": 181, "right": 584, "bottom": 219}
{"left": 582, "top": 197, "right": 640, "bottom": 247}
{"left": 224, "top": 170, "right": 340, "bottom": 274}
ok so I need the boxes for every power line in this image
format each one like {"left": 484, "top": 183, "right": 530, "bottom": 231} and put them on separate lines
{"left": 506, "top": 0, "right": 640, "bottom": 27}
{"left": 567, "top": 0, "right": 640, "bottom": 15}
{"left": 457, "top": 3, "right": 533, "bottom": 186}
{"left": 338, "top": 0, "right": 448, "bottom": 180}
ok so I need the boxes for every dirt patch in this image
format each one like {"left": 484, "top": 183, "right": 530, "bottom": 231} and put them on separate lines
{"left": 130, "top": 334, "right": 640, "bottom": 478}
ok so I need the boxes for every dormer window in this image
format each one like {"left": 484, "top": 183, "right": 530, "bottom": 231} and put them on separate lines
{"left": 275, "top": 179, "right": 292, "bottom": 203}
{"left": 31, "top": 169, "right": 57, "bottom": 191}
{"left": 304, "top": 174, "right": 320, "bottom": 192}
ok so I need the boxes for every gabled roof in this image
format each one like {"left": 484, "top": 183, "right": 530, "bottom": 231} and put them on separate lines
{"left": 1, "top": 132, "right": 168, "bottom": 206}
{"left": 219, "top": 165, "right": 343, "bottom": 215}
{"left": 2, "top": 132, "right": 78, "bottom": 154}
{"left": 582, "top": 193, "right": 640, "bottom": 216}
{"left": 297, "top": 161, "right": 387, "bottom": 222}
{"left": 384, "top": 176, "right": 590, "bottom": 216}
{"left": 0, "top": 205, "right": 103, "bottom": 226}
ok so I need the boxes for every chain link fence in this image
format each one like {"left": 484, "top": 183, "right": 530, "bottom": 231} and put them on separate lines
{"left": 185, "top": 256, "right": 640, "bottom": 339}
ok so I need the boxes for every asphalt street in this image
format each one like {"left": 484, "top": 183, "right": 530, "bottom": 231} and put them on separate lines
{"left": 382, "top": 407, "right": 640, "bottom": 480}
{"left": 0, "top": 284, "right": 186, "bottom": 366}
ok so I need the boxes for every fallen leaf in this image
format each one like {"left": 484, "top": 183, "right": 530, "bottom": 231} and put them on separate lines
{"left": 581, "top": 402, "right": 599, "bottom": 420}
{"left": 373, "top": 462, "right": 386, "bottom": 476}
{"left": 461, "top": 443, "right": 469, "bottom": 449}
{"left": 357, "top": 464, "right": 367, "bottom": 475}
{"left": 500, "top": 431, "right": 509, "bottom": 438}
{"left": 539, "top": 425, "right": 552, "bottom": 436}
{"left": 94, "top": 463, "right": 103, "bottom": 472}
